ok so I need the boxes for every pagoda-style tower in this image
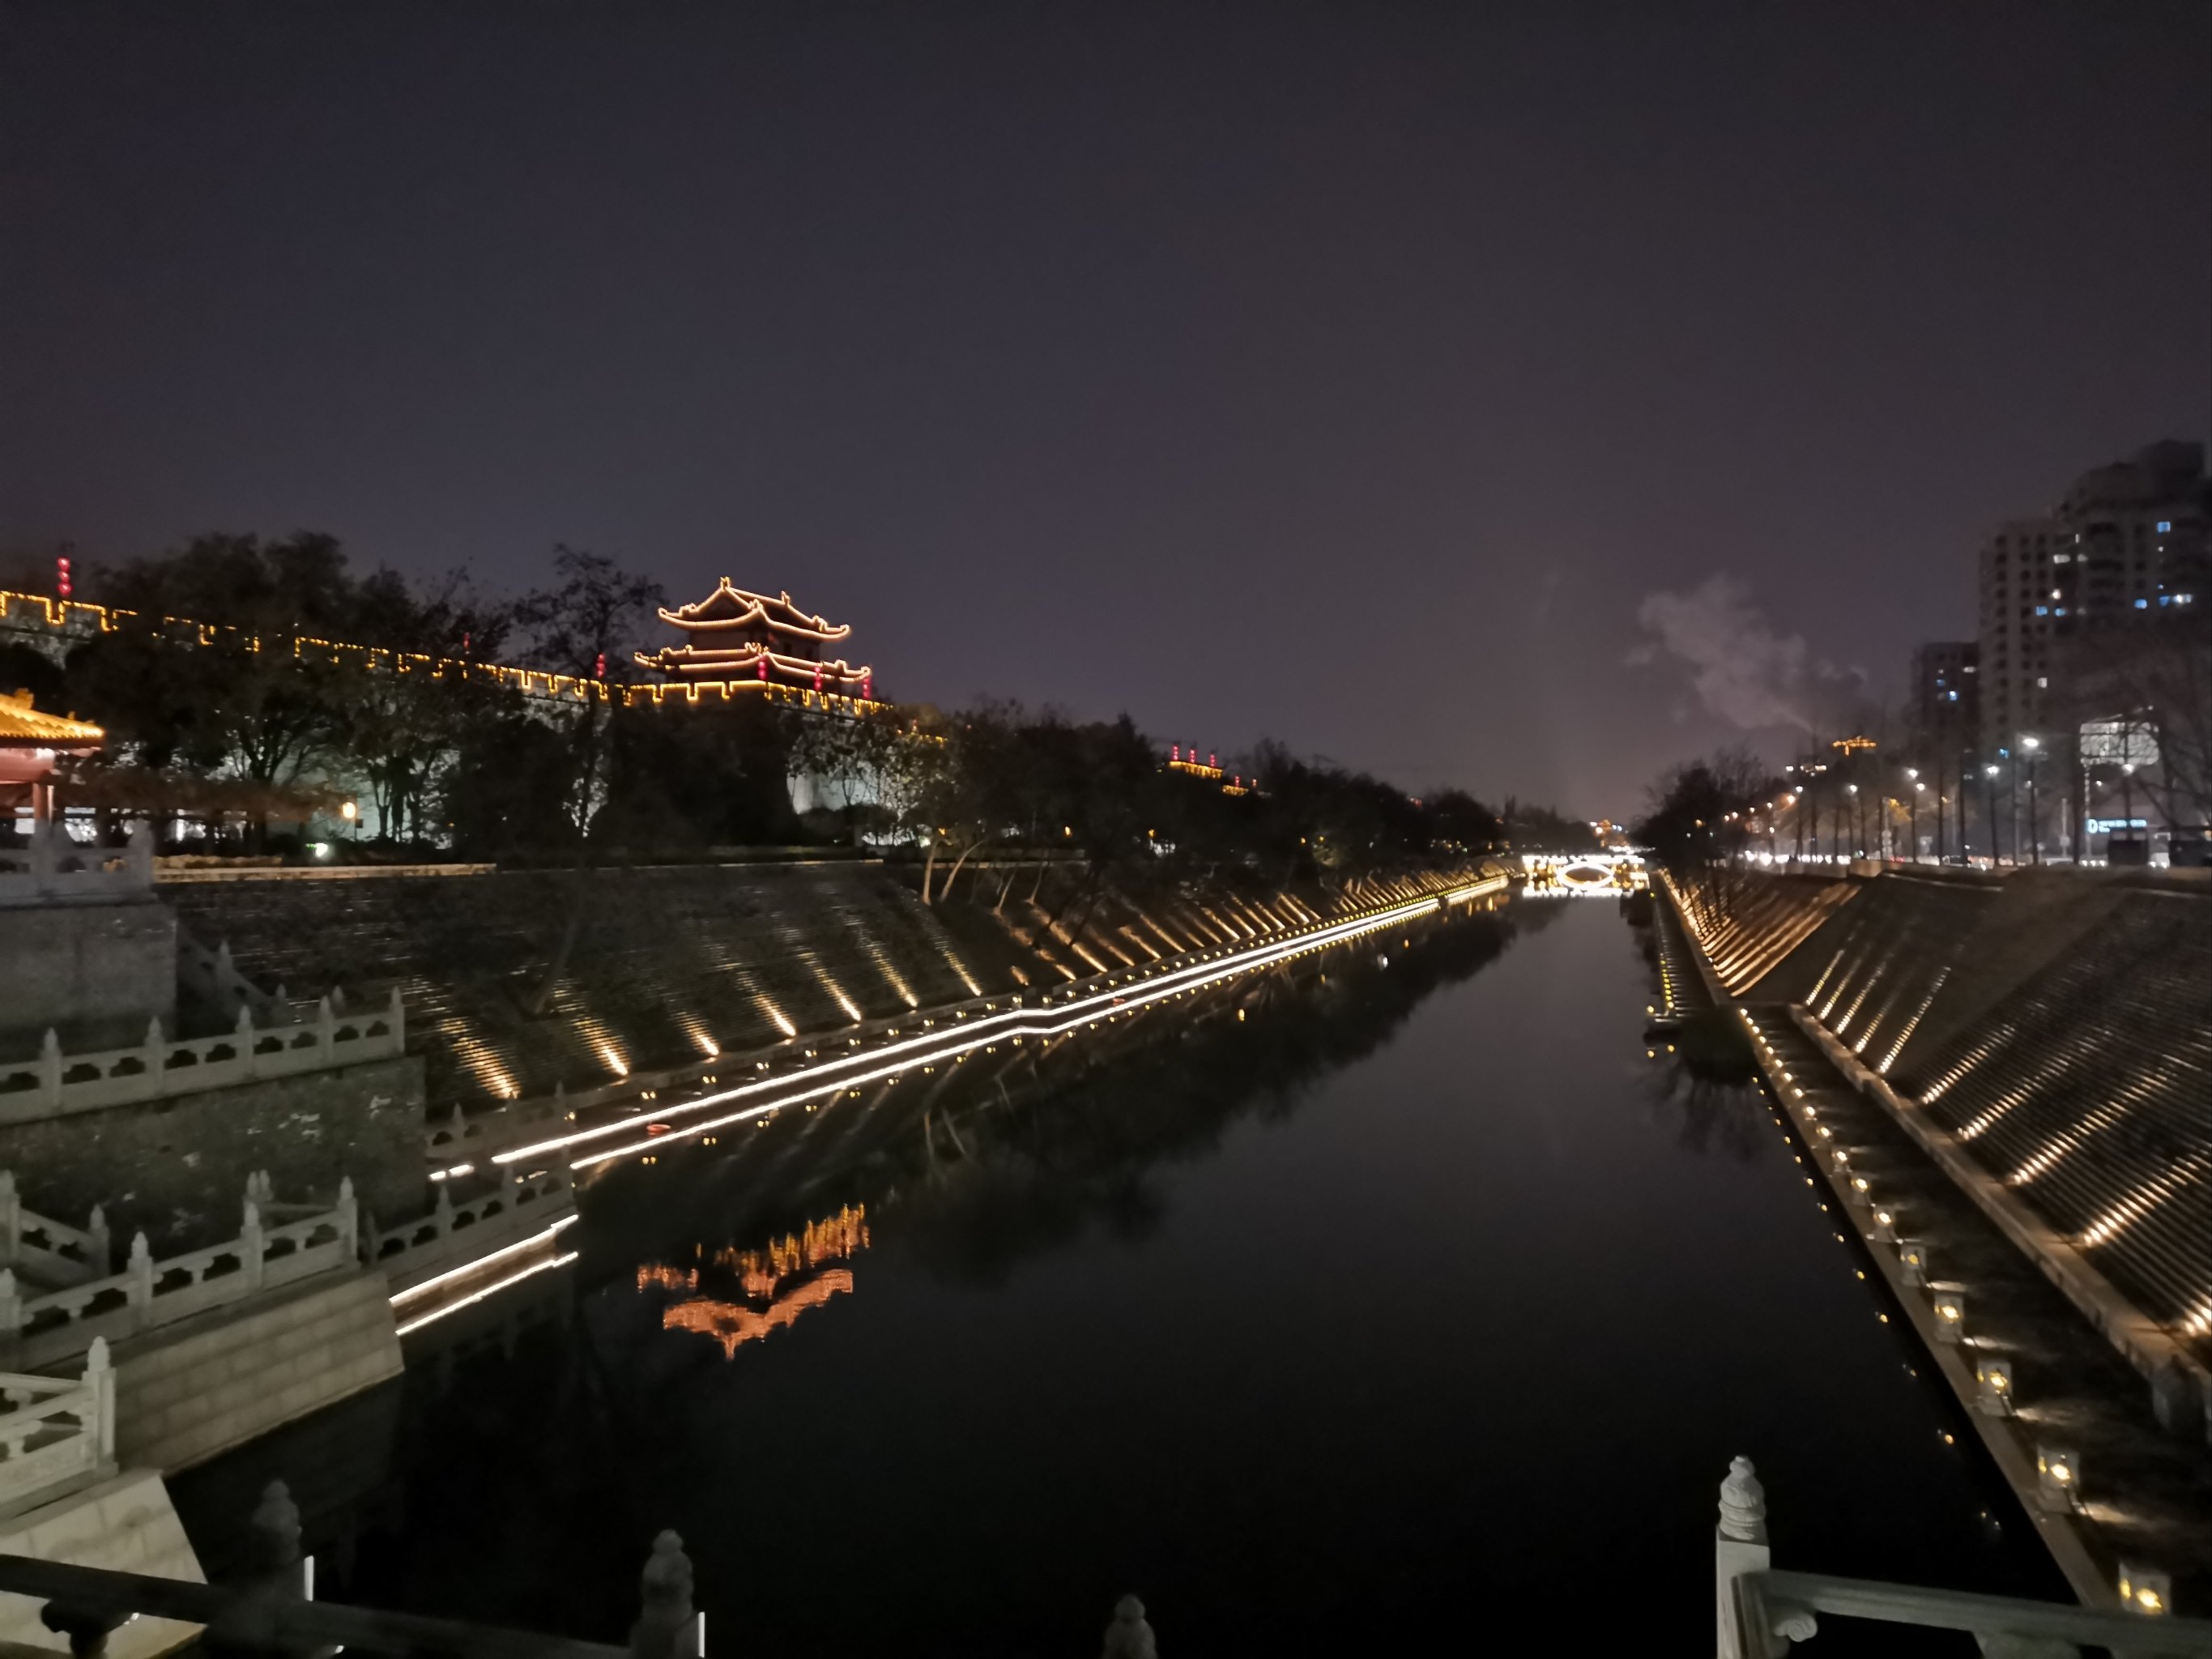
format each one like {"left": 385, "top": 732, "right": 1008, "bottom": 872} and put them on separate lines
{"left": 634, "top": 578, "right": 874, "bottom": 699}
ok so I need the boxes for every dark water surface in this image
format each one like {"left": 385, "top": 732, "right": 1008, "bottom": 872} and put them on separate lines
{"left": 177, "top": 898, "right": 2061, "bottom": 1655}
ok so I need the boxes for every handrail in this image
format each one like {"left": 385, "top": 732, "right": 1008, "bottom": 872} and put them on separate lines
{"left": 0, "top": 1553, "right": 633, "bottom": 1659}
{"left": 0, "top": 1171, "right": 110, "bottom": 1284}
{"left": 0, "top": 990, "right": 404, "bottom": 1122}
{"left": 0, "top": 1478, "right": 701, "bottom": 1659}
{"left": 0, "top": 1340, "right": 114, "bottom": 1514}
{"left": 0, "top": 824, "right": 152, "bottom": 907}
{"left": 0, "top": 1180, "right": 358, "bottom": 1371}
{"left": 1739, "top": 1567, "right": 2208, "bottom": 1654}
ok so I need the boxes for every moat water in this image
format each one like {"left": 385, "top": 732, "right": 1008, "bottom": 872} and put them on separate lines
{"left": 175, "top": 898, "right": 2064, "bottom": 1656}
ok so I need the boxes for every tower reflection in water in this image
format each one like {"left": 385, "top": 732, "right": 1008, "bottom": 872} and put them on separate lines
{"left": 637, "top": 1204, "right": 872, "bottom": 1358}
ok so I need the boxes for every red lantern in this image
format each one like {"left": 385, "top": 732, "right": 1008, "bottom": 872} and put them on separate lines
{"left": 593, "top": 652, "right": 606, "bottom": 680}
{"left": 757, "top": 654, "right": 768, "bottom": 682}
{"left": 55, "top": 557, "right": 71, "bottom": 599}
{"left": 861, "top": 673, "right": 872, "bottom": 701}
{"left": 1172, "top": 744, "right": 1181, "bottom": 763}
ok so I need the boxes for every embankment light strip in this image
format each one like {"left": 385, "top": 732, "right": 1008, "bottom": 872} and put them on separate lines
{"left": 389, "top": 1214, "right": 581, "bottom": 1306}
{"left": 509, "top": 877, "right": 1504, "bottom": 1174}
{"left": 394, "top": 1249, "right": 580, "bottom": 1337}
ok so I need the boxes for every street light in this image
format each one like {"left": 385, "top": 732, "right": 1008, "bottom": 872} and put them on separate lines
{"left": 2021, "top": 735, "right": 2042, "bottom": 866}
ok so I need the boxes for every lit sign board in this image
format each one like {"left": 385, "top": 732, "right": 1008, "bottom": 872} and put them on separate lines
{"left": 2080, "top": 720, "right": 2159, "bottom": 769}
{"left": 2086, "top": 817, "right": 2148, "bottom": 834}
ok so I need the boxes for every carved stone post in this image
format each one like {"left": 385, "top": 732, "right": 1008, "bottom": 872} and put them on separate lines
{"left": 386, "top": 985, "right": 406, "bottom": 1048}
{"left": 38, "top": 1030, "right": 62, "bottom": 1112}
{"left": 142, "top": 1017, "right": 167, "bottom": 1101}
{"left": 241, "top": 1201, "right": 266, "bottom": 1292}
{"left": 315, "top": 996, "right": 335, "bottom": 1064}
{"left": 627, "top": 1531, "right": 700, "bottom": 1659}
{"left": 127, "top": 1233, "right": 154, "bottom": 1325}
{"left": 85, "top": 1205, "right": 110, "bottom": 1276}
{"left": 335, "top": 1176, "right": 358, "bottom": 1262}
{"left": 0, "top": 1171, "right": 18, "bottom": 1262}
{"left": 1101, "top": 1593, "right": 1157, "bottom": 1659}
{"left": 0, "top": 1269, "right": 23, "bottom": 1337}
{"left": 247, "top": 1479, "right": 309, "bottom": 1597}
{"left": 235, "top": 1004, "right": 258, "bottom": 1080}
{"left": 1715, "top": 1456, "right": 1813, "bottom": 1659}
{"left": 124, "top": 823, "right": 153, "bottom": 885}
{"left": 83, "top": 1337, "right": 115, "bottom": 1471}
{"left": 433, "top": 1181, "right": 454, "bottom": 1239}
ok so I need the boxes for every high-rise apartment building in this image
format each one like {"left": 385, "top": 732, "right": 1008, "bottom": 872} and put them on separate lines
{"left": 1975, "top": 441, "right": 2207, "bottom": 757}
{"left": 1911, "top": 640, "right": 1979, "bottom": 740}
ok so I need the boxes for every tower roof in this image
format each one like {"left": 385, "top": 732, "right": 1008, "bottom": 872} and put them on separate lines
{"left": 657, "top": 578, "right": 852, "bottom": 643}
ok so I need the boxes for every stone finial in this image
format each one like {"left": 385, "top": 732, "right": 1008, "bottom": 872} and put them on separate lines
{"left": 85, "top": 1335, "right": 109, "bottom": 1375}
{"left": 1102, "top": 1593, "right": 1157, "bottom": 1659}
{"left": 0, "top": 1171, "right": 15, "bottom": 1205}
{"left": 248, "top": 1480, "right": 303, "bottom": 1580}
{"left": 627, "top": 1531, "right": 697, "bottom": 1659}
{"left": 1719, "top": 1456, "right": 1767, "bottom": 1543}
{"left": 128, "top": 1231, "right": 151, "bottom": 1266}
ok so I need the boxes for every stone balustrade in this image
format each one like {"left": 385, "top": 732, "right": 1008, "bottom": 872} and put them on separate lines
{"left": 0, "top": 1340, "right": 114, "bottom": 1518}
{"left": 370, "top": 1163, "right": 577, "bottom": 1296}
{"left": 172, "top": 931, "right": 280, "bottom": 1024}
{"left": 0, "top": 1179, "right": 358, "bottom": 1372}
{"left": 0, "top": 1172, "right": 110, "bottom": 1288}
{"left": 1714, "top": 1455, "right": 2206, "bottom": 1654}
{"left": 0, "top": 991, "right": 403, "bottom": 1124}
{"left": 0, "top": 825, "right": 152, "bottom": 910}
{"left": 0, "top": 1477, "right": 704, "bottom": 1659}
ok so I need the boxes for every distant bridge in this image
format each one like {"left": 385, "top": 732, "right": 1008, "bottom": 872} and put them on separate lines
{"left": 1519, "top": 851, "right": 1647, "bottom": 893}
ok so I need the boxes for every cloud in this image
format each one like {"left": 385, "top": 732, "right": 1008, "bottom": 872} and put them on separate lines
{"left": 1628, "top": 574, "right": 1854, "bottom": 733}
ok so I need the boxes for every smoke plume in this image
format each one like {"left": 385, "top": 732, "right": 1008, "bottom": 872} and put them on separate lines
{"left": 1626, "top": 574, "right": 1853, "bottom": 733}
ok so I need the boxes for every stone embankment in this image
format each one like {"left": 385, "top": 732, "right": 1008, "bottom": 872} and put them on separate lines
{"left": 160, "top": 858, "right": 1485, "bottom": 1113}
{"left": 1669, "top": 864, "right": 2210, "bottom": 1380}
{"left": 1660, "top": 863, "right": 2212, "bottom": 1614}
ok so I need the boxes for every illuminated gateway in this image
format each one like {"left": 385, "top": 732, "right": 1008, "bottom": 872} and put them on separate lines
{"left": 634, "top": 578, "right": 874, "bottom": 701}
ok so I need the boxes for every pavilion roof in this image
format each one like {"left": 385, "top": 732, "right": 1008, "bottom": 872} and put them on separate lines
{"left": 657, "top": 578, "right": 852, "bottom": 642}
{"left": 0, "top": 690, "right": 104, "bottom": 748}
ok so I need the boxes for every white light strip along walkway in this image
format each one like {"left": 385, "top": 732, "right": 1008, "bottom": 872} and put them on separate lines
{"left": 490, "top": 881, "right": 1503, "bottom": 1174}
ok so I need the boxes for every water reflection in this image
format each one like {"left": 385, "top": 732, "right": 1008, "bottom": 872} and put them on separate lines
{"left": 640, "top": 1205, "right": 872, "bottom": 1358}
{"left": 1639, "top": 1005, "right": 1768, "bottom": 1162}
{"left": 579, "top": 903, "right": 1532, "bottom": 1292}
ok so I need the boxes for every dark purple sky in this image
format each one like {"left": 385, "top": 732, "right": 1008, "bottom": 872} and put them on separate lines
{"left": 5, "top": 4, "right": 2207, "bottom": 814}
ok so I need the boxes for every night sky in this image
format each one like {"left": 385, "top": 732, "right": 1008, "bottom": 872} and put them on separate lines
{"left": 5, "top": 4, "right": 2206, "bottom": 813}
